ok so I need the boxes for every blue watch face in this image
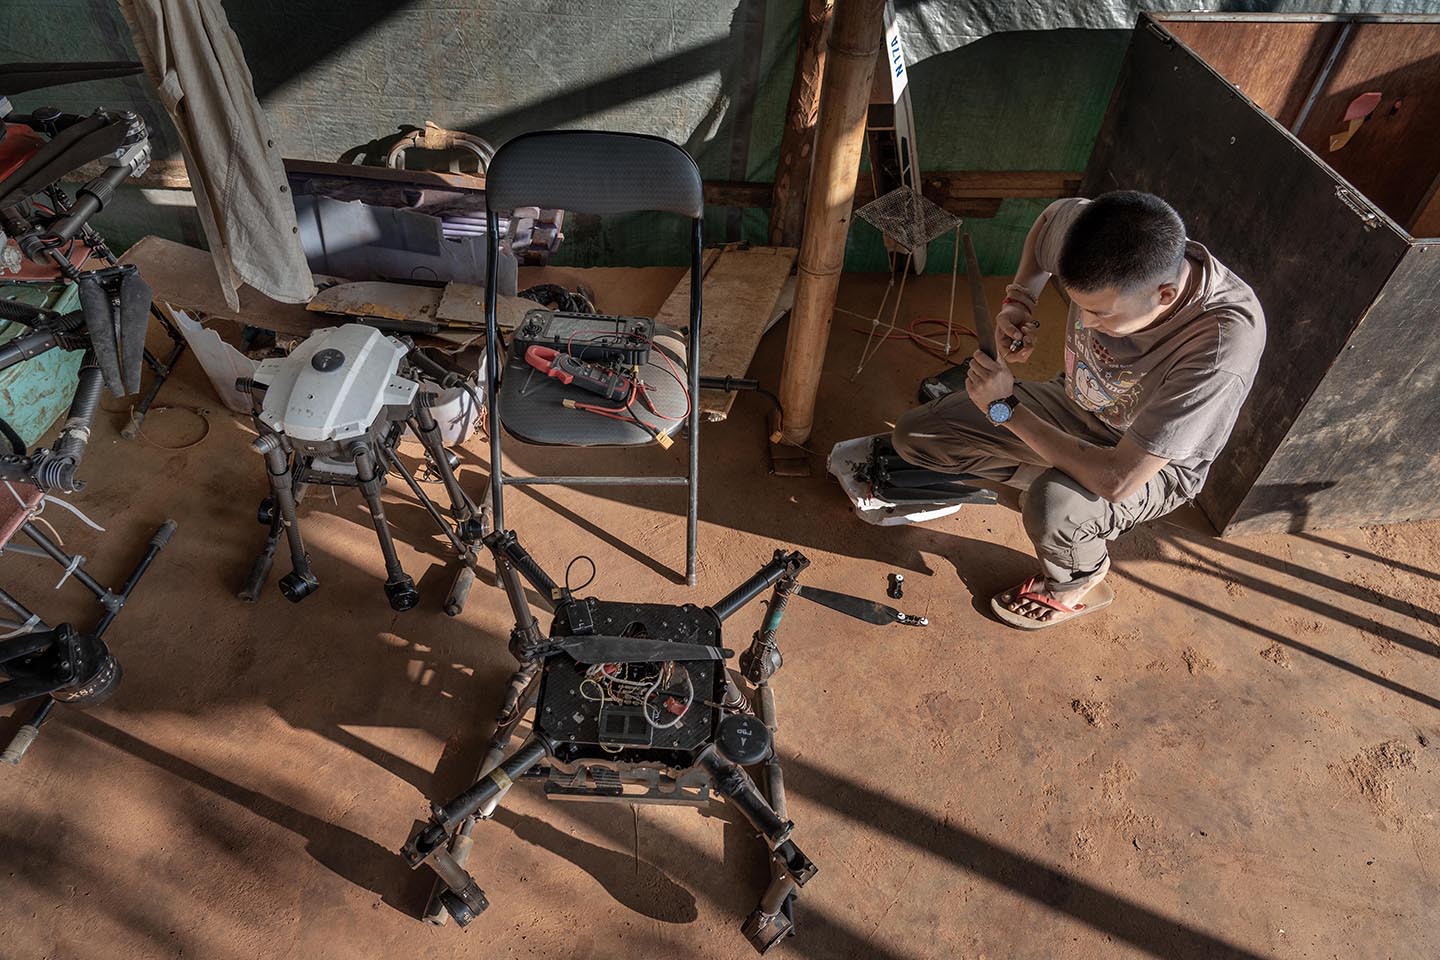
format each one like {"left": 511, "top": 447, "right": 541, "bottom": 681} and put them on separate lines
{"left": 988, "top": 399, "right": 1013, "bottom": 423}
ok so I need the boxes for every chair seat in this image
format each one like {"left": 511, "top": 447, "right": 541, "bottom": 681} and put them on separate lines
{"left": 498, "top": 327, "right": 690, "bottom": 447}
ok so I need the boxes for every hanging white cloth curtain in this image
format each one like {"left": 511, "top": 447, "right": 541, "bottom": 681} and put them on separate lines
{"left": 117, "top": 0, "right": 314, "bottom": 308}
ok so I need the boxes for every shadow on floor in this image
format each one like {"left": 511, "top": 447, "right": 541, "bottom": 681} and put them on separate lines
{"left": 61, "top": 712, "right": 433, "bottom": 917}
{"left": 784, "top": 755, "right": 1272, "bottom": 960}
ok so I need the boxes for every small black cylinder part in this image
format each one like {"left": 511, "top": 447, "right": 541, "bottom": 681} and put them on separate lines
{"left": 385, "top": 575, "right": 420, "bottom": 612}
{"left": 279, "top": 571, "right": 319, "bottom": 602}
{"left": 444, "top": 566, "right": 476, "bottom": 617}
{"left": 887, "top": 573, "right": 904, "bottom": 600}
{"left": 438, "top": 885, "right": 489, "bottom": 927}
{"left": 716, "top": 714, "right": 772, "bottom": 766}
{"left": 49, "top": 164, "right": 131, "bottom": 240}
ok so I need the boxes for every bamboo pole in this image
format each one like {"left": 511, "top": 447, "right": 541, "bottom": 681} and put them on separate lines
{"left": 768, "top": 0, "right": 834, "bottom": 248}
{"left": 777, "top": 0, "right": 885, "bottom": 444}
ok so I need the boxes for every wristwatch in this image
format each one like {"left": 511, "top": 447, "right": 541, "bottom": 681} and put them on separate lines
{"left": 987, "top": 395, "right": 1019, "bottom": 425}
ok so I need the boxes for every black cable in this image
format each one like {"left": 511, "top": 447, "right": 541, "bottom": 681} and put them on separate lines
{"left": 0, "top": 415, "right": 24, "bottom": 456}
{"left": 518, "top": 283, "right": 594, "bottom": 314}
{"left": 695, "top": 375, "right": 785, "bottom": 432}
{"left": 564, "top": 555, "right": 596, "bottom": 594}
{"left": 754, "top": 387, "right": 785, "bottom": 425}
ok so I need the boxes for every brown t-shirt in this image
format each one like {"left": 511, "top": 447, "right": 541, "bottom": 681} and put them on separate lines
{"left": 1033, "top": 199, "right": 1267, "bottom": 497}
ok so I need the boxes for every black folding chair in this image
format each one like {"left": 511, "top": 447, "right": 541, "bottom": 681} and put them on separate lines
{"left": 483, "top": 131, "right": 704, "bottom": 585}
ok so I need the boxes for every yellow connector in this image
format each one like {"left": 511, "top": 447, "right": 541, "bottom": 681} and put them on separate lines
{"left": 562, "top": 399, "right": 578, "bottom": 409}
{"left": 654, "top": 432, "right": 674, "bottom": 450}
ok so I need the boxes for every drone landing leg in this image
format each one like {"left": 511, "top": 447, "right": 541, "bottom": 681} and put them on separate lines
{"left": 253, "top": 436, "right": 317, "bottom": 602}
{"left": 402, "top": 734, "right": 550, "bottom": 926}
{"left": 421, "top": 659, "right": 542, "bottom": 925}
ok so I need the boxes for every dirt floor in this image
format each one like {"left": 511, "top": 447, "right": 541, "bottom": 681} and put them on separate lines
{"left": 3, "top": 268, "right": 1439, "bottom": 960}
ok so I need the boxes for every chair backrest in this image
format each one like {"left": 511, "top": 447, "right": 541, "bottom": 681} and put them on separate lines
{"left": 484, "top": 130, "right": 703, "bottom": 219}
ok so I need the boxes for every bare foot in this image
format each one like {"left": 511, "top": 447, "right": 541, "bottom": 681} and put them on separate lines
{"left": 997, "top": 577, "right": 1105, "bottom": 623}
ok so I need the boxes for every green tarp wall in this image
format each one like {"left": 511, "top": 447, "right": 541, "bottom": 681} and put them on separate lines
{"left": 3, "top": 1, "right": 1438, "bottom": 274}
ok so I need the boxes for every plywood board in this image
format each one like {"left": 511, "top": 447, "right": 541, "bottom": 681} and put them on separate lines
{"left": 652, "top": 248, "right": 723, "bottom": 328}
{"left": 437, "top": 282, "right": 559, "bottom": 331}
{"left": 1295, "top": 22, "right": 1440, "bottom": 228}
{"left": 1411, "top": 175, "right": 1440, "bottom": 237}
{"left": 654, "top": 246, "right": 797, "bottom": 421}
{"left": 1163, "top": 20, "right": 1342, "bottom": 127}
{"left": 120, "top": 236, "right": 318, "bottom": 335}
{"left": 1226, "top": 240, "right": 1440, "bottom": 533}
{"left": 1086, "top": 18, "right": 1411, "bottom": 533}
{"left": 309, "top": 281, "right": 444, "bottom": 321}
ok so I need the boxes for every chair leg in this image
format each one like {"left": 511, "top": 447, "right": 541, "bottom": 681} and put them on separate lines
{"left": 686, "top": 474, "right": 697, "bottom": 587}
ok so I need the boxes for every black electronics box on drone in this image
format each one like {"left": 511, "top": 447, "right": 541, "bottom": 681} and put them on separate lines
{"left": 513, "top": 309, "right": 655, "bottom": 367}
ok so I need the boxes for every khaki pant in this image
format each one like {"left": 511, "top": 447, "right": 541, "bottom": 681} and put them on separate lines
{"left": 892, "top": 378, "right": 1189, "bottom": 590}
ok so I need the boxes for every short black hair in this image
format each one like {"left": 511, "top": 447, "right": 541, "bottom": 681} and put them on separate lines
{"left": 1058, "top": 191, "right": 1186, "bottom": 294}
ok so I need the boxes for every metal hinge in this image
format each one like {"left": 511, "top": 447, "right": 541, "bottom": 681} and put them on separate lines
{"left": 1336, "top": 186, "right": 1380, "bottom": 231}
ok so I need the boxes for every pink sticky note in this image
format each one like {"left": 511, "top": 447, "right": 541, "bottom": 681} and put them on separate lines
{"left": 1343, "top": 92, "right": 1383, "bottom": 122}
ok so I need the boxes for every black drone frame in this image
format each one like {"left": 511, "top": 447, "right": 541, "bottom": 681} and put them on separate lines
{"left": 0, "top": 62, "right": 187, "bottom": 439}
{"left": 0, "top": 63, "right": 182, "bottom": 760}
{"left": 401, "top": 530, "right": 818, "bottom": 954}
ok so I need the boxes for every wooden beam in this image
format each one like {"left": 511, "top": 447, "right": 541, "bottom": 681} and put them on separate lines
{"left": 708, "top": 170, "right": 1081, "bottom": 212}
{"left": 769, "top": 0, "right": 833, "bottom": 248}
{"left": 709, "top": 178, "right": 1013, "bottom": 217}
{"left": 778, "top": 0, "right": 886, "bottom": 444}
{"left": 283, "top": 158, "right": 487, "bottom": 193}
{"left": 916, "top": 170, "right": 1083, "bottom": 199}
{"left": 62, "top": 157, "right": 492, "bottom": 193}
{"left": 64, "top": 158, "right": 191, "bottom": 188}
{"left": 67, "top": 157, "right": 1075, "bottom": 215}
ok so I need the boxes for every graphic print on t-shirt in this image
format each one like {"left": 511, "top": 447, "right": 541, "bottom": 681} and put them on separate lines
{"left": 1065, "top": 322, "right": 1142, "bottom": 430}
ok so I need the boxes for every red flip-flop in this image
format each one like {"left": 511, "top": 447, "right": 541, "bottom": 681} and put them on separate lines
{"left": 991, "top": 575, "right": 1115, "bottom": 631}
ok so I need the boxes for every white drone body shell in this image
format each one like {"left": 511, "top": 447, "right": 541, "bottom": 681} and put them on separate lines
{"left": 256, "top": 324, "right": 418, "bottom": 443}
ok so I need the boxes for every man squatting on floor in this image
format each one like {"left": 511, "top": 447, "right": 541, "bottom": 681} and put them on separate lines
{"left": 892, "top": 191, "right": 1266, "bottom": 630}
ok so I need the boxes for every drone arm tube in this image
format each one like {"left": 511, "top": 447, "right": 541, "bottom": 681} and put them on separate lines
{"left": 436, "top": 735, "right": 549, "bottom": 831}
{"left": 48, "top": 163, "right": 131, "bottom": 241}
{"left": 709, "top": 550, "right": 809, "bottom": 623}
{"left": 0, "top": 330, "right": 61, "bottom": 372}
{"left": 699, "top": 746, "right": 791, "bottom": 843}
{"left": 483, "top": 530, "right": 562, "bottom": 607}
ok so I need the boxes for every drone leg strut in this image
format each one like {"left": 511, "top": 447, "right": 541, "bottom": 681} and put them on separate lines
{"left": 409, "top": 407, "right": 477, "bottom": 525}
{"left": 350, "top": 440, "right": 419, "bottom": 611}
{"left": 379, "top": 433, "right": 485, "bottom": 618}
{"left": 421, "top": 659, "right": 542, "bottom": 925}
{"left": 742, "top": 680, "right": 804, "bottom": 953}
{"left": 402, "top": 734, "right": 551, "bottom": 926}
{"left": 253, "top": 435, "right": 317, "bottom": 602}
